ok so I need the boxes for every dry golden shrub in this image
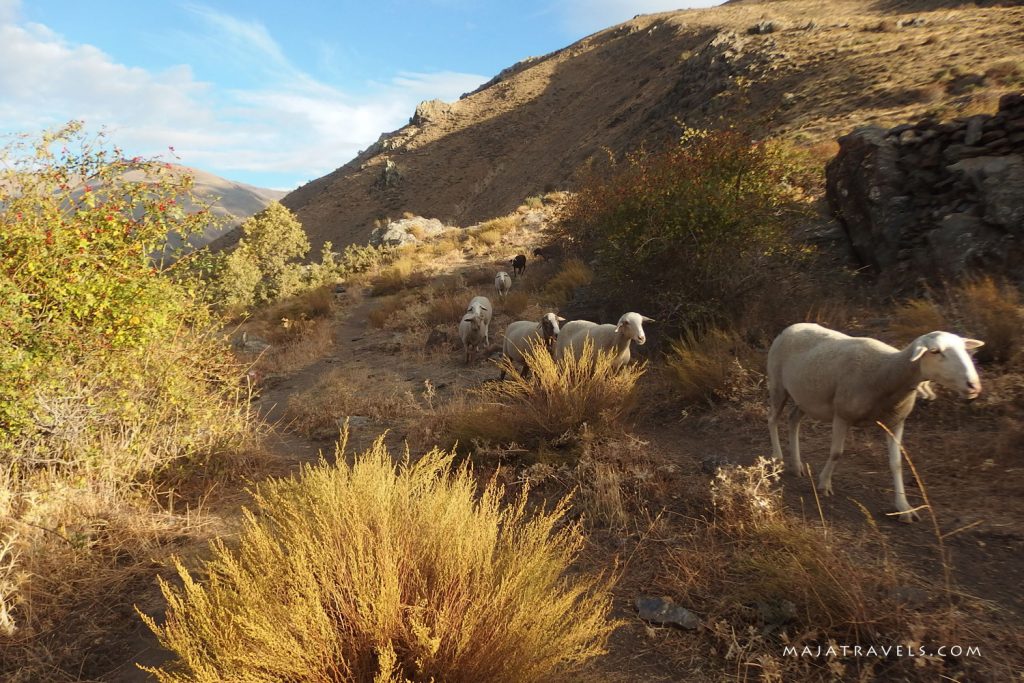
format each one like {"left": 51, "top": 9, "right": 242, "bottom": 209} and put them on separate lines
{"left": 371, "top": 255, "right": 427, "bottom": 296}
{"left": 451, "top": 339, "right": 643, "bottom": 449}
{"left": 889, "top": 298, "right": 948, "bottom": 345}
{"left": 955, "top": 277, "right": 1023, "bottom": 364}
{"left": 667, "top": 328, "right": 756, "bottom": 406}
{"left": 142, "top": 437, "right": 618, "bottom": 683}
{"left": 425, "top": 293, "right": 469, "bottom": 326}
{"left": 368, "top": 295, "right": 406, "bottom": 329}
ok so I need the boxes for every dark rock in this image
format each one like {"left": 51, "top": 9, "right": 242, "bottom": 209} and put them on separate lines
{"left": 635, "top": 596, "right": 700, "bottom": 630}
{"left": 948, "top": 155, "right": 1024, "bottom": 234}
{"left": 999, "top": 93, "right": 1024, "bottom": 111}
{"left": 747, "top": 20, "right": 777, "bottom": 35}
{"left": 964, "top": 116, "right": 986, "bottom": 145}
{"left": 826, "top": 127, "right": 913, "bottom": 270}
{"left": 926, "top": 213, "right": 1006, "bottom": 277}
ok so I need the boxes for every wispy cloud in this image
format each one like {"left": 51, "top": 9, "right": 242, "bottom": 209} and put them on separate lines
{"left": 0, "top": 3, "right": 485, "bottom": 188}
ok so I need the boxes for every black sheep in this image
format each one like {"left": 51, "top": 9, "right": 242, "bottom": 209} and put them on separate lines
{"left": 510, "top": 254, "right": 526, "bottom": 278}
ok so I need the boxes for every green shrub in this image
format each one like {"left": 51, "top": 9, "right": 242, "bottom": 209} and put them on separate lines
{"left": 143, "top": 437, "right": 617, "bottom": 682}
{"left": 0, "top": 122, "right": 249, "bottom": 454}
{"left": 562, "top": 128, "right": 808, "bottom": 330}
{"left": 211, "top": 201, "right": 310, "bottom": 308}
{"left": 0, "top": 123, "right": 255, "bottom": 677}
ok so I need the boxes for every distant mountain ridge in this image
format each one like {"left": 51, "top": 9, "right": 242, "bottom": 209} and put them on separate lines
{"left": 280, "top": 0, "right": 1024, "bottom": 253}
{"left": 151, "top": 165, "right": 286, "bottom": 252}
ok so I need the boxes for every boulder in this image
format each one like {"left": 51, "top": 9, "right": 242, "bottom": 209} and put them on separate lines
{"left": 947, "top": 155, "right": 1024, "bottom": 235}
{"left": 369, "top": 216, "right": 449, "bottom": 247}
{"left": 826, "top": 126, "right": 912, "bottom": 270}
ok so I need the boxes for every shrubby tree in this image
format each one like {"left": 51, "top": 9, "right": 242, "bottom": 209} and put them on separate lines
{"left": 215, "top": 201, "right": 310, "bottom": 308}
{"left": 563, "top": 128, "right": 811, "bottom": 331}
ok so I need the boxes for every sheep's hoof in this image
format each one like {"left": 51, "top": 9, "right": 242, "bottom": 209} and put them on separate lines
{"left": 896, "top": 507, "right": 920, "bottom": 523}
{"left": 818, "top": 479, "right": 833, "bottom": 496}
{"left": 788, "top": 463, "right": 804, "bottom": 477}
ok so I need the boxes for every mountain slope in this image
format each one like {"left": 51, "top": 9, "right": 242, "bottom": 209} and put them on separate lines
{"left": 151, "top": 165, "right": 286, "bottom": 251}
{"left": 282, "top": 0, "right": 1024, "bottom": 252}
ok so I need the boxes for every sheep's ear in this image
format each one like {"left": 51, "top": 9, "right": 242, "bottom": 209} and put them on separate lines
{"left": 909, "top": 342, "right": 929, "bottom": 362}
{"left": 557, "top": 316, "right": 566, "bottom": 322}
{"left": 963, "top": 339, "right": 984, "bottom": 354}
{"left": 641, "top": 316, "right": 656, "bottom": 323}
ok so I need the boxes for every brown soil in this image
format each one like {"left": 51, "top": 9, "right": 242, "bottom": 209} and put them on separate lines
{"left": 280, "top": 0, "right": 1024, "bottom": 254}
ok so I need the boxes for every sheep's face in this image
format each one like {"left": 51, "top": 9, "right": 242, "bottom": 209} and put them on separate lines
{"left": 541, "top": 313, "right": 563, "bottom": 349}
{"left": 911, "top": 332, "right": 984, "bottom": 399}
{"left": 616, "top": 312, "right": 655, "bottom": 346}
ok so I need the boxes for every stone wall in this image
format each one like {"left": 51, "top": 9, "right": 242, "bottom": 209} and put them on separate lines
{"left": 826, "top": 92, "right": 1024, "bottom": 284}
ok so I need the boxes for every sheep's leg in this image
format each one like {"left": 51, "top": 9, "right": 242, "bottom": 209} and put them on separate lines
{"left": 886, "top": 421, "right": 918, "bottom": 523}
{"left": 521, "top": 362, "right": 531, "bottom": 380}
{"left": 786, "top": 405, "right": 805, "bottom": 477}
{"left": 767, "top": 389, "right": 788, "bottom": 464}
{"left": 818, "top": 416, "right": 849, "bottom": 496}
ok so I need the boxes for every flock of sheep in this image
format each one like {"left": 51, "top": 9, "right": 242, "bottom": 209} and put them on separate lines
{"left": 455, "top": 252, "right": 986, "bottom": 523}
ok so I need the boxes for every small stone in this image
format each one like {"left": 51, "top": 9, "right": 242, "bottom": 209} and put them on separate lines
{"left": 635, "top": 596, "right": 700, "bottom": 630}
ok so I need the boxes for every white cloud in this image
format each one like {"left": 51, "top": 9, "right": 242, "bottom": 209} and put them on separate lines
{"left": 0, "top": 4, "right": 485, "bottom": 189}
{"left": 559, "top": 0, "right": 724, "bottom": 37}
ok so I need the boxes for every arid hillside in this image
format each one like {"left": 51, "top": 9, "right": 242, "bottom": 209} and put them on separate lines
{"left": 281, "top": 0, "right": 1024, "bottom": 252}
{"left": 156, "top": 165, "right": 286, "bottom": 252}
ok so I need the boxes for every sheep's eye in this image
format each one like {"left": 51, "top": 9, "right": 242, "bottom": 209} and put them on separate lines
{"left": 929, "top": 349, "right": 942, "bottom": 355}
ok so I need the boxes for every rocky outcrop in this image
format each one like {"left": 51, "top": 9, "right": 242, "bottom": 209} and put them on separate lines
{"left": 827, "top": 93, "right": 1024, "bottom": 282}
{"left": 369, "top": 216, "right": 450, "bottom": 247}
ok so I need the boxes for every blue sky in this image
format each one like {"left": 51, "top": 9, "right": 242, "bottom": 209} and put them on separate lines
{"left": 0, "top": 0, "right": 722, "bottom": 190}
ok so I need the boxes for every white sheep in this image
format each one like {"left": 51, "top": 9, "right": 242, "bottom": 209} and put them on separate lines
{"left": 767, "top": 322, "right": 983, "bottom": 522}
{"left": 466, "top": 295, "right": 493, "bottom": 346}
{"left": 495, "top": 271, "right": 512, "bottom": 301}
{"left": 555, "top": 312, "right": 654, "bottom": 371}
{"left": 459, "top": 311, "right": 486, "bottom": 364}
{"left": 500, "top": 312, "right": 565, "bottom": 380}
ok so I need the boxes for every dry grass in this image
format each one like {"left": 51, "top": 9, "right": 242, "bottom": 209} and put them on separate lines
{"left": 248, "top": 317, "right": 335, "bottom": 376}
{"left": 425, "top": 293, "right": 469, "bottom": 326}
{"left": 370, "top": 255, "right": 428, "bottom": 296}
{"left": 984, "top": 58, "right": 1024, "bottom": 86}
{"left": 283, "top": 367, "right": 417, "bottom": 438}
{"left": 450, "top": 339, "right": 644, "bottom": 451}
{"left": 890, "top": 297, "right": 948, "bottom": 345}
{"left": 666, "top": 327, "right": 758, "bottom": 407}
{"left": 889, "top": 278, "right": 1024, "bottom": 364}
{"left": 367, "top": 295, "right": 407, "bottom": 329}
{"left": 541, "top": 258, "right": 593, "bottom": 306}
{"left": 660, "top": 458, "right": 1009, "bottom": 681}
{"left": 143, "top": 437, "right": 618, "bottom": 683}
{"left": 955, "top": 277, "right": 1023, "bottom": 365}
{"left": 501, "top": 290, "right": 530, "bottom": 318}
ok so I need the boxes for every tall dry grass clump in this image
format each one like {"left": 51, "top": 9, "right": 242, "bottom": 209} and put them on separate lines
{"left": 452, "top": 340, "right": 644, "bottom": 449}
{"left": 667, "top": 327, "right": 757, "bottom": 406}
{"left": 541, "top": 259, "right": 592, "bottom": 306}
{"left": 955, "top": 276, "right": 1022, "bottom": 364}
{"left": 889, "top": 277, "right": 1023, "bottom": 364}
{"left": 143, "top": 437, "right": 618, "bottom": 683}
